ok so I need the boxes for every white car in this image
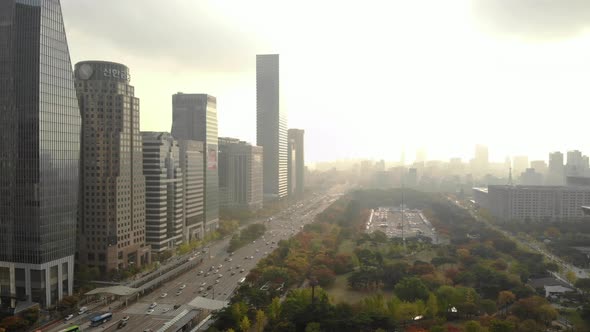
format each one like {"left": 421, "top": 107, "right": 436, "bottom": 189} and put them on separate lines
{"left": 160, "top": 293, "right": 167, "bottom": 298}
{"left": 146, "top": 309, "right": 154, "bottom": 314}
{"left": 162, "top": 308, "right": 170, "bottom": 313}
{"left": 64, "top": 314, "right": 74, "bottom": 321}
{"left": 78, "top": 307, "right": 88, "bottom": 315}
{"left": 122, "top": 316, "right": 130, "bottom": 322}
{"left": 200, "top": 282, "right": 207, "bottom": 286}
{"left": 176, "top": 290, "right": 182, "bottom": 296}
{"left": 179, "top": 284, "right": 186, "bottom": 290}
{"left": 149, "top": 302, "right": 158, "bottom": 309}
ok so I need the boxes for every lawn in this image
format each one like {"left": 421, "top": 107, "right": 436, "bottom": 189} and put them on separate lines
{"left": 326, "top": 273, "right": 395, "bottom": 304}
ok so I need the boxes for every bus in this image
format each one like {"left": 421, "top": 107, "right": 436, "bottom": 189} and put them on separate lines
{"left": 58, "top": 326, "right": 80, "bottom": 332}
{"left": 90, "top": 312, "right": 113, "bottom": 327}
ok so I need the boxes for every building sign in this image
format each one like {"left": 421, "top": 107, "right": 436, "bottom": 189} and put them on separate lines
{"left": 103, "top": 68, "right": 130, "bottom": 81}
{"left": 207, "top": 147, "right": 217, "bottom": 170}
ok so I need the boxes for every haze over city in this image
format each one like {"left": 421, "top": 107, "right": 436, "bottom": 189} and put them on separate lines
{"left": 61, "top": 0, "right": 590, "bottom": 163}
{"left": 5, "top": 1, "right": 590, "bottom": 331}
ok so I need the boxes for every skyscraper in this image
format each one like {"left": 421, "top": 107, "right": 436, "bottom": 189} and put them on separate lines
{"left": 218, "top": 138, "right": 264, "bottom": 211}
{"left": 172, "top": 93, "right": 219, "bottom": 232}
{"left": 257, "top": 54, "right": 288, "bottom": 200}
{"left": 288, "top": 129, "right": 305, "bottom": 198}
{"left": 0, "top": 0, "right": 80, "bottom": 307}
{"left": 75, "top": 61, "right": 150, "bottom": 273}
{"left": 141, "top": 132, "right": 184, "bottom": 255}
{"left": 473, "top": 144, "right": 489, "bottom": 176}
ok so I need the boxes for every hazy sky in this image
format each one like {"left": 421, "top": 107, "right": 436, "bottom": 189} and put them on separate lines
{"left": 61, "top": 0, "right": 590, "bottom": 164}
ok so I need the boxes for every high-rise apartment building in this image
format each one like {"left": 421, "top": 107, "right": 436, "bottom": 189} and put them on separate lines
{"left": 512, "top": 156, "right": 529, "bottom": 178}
{"left": 472, "top": 144, "right": 489, "bottom": 177}
{"left": 178, "top": 140, "right": 204, "bottom": 242}
{"left": 547, "top": 152, "right": 565, "bottom": 185}
{"left": 0, "top": 0, "right": 80, "bottom": 307}
{"left": 75, "top": 61, "right": 150, "bottom": 273}
{"left": 257, "top": 54, "right": 288, "bottom": 200}
{"left": 218, "top": 138, "right": 264, "bottom": 211}
{"left": 172, "top": 93, "right": 219, "bottom": 232}
{"left": 288, "top": 129, "right": 305, "bottom": 198}
{"left": 141, "top": 132, "right": 184, "bottom": 255}
{"left": 566, "top": 150, "right": 589, "bottom": 177}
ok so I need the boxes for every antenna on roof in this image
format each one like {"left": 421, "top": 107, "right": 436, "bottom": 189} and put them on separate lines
{"left": 508, "top": 167, "right": 514, "bottom": 186}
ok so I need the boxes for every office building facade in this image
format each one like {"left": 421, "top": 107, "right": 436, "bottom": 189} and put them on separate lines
{"left": 218, "top": 138, "right": 264, "bottom": 211}
{"left": 141, "top": 132, "right": 183, "bottom": 254}
{"left": 0, "top": 0, "right": 80, "bottom": 307}
{"left": 178, "top": 140, "right": 205, "bottom": 242}
{"left": 171, "top": 93, "right": 218, "bottom": 232}
{"left": 287, "top": 129, "right": 305, "bottom": 197}
{"left": 256, "top": 54, "right": 288, "bottom": 199}
{"left": 75, "top": 61, "right": 150, "bottom": 273}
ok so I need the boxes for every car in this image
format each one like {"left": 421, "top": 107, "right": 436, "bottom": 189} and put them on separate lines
{"left": 179, "top": 284, "right": 186, "bottom": 290}
{"left": 255, "top": 249, "right": 259, "bottom": 253}
{"left": 244, "top": 256, "right": 248, "bottom": 260}
{"left": 162, "top": 307, "right": 170, "bottom": 313}
{"left": 117, "top": 320, "right": 128, "bottom": 329}
{"left": 197, "top": 270, "right": 204, "bottom": 275}
{"left": 217, "top": 274, "right": 223, "bottom": 278}
{"left": 78, "top": 306, "right": 88, "bottom": 315}
{"left": 122, "top": 316, "right": 130, "bottom": 322}
{"left": 218, "top": 264, "right": 223, "bottom": 269}
{"left": 236, "top": 265, "right": 241, "bottom": 269}
{"left": 176, "top": 290, "right": 182, "bottom": 296}
{"left": 173, "top": 304, "right": 180, "bottom": 309}
{"left": 231, "top": 271, "right": 236, "bottom": 276}
{"left": 203, "top": 292, "right": 209, "bottom": 297}
{"left": 146, "top": 309, "right": 154, "bottom": 314}
{"left": 149, "top": 302, "right": 158, "bottom": 309}
{"left": 227, "top": 266, "right": 233, "bottom": 271}
{"left": 227, "top": 258, "right": 232, "bottom": 262}
{"left": 215, "top": 279, "right": 220, "bottom": 284}
{"left": 240, "top": 268, "right": 245, "bottom": 273}
{"left": 198, "top": 287, "right": 204, "bottom": 293}
{"left": 200, "top": 282, "right": 207, "bottom": 286}
{"left": 160, "top": 293, "right": 167, "bottom": 298}
{"left": 64, "top": 314, "right": 74, "bottom": 321}
{"left": 205, "top": 272, "right": 210, "bottom": 277}
{"left": 206, "top": 285, "right": 213, "bottom": 290}
{"left": 250, "top": 256, "right": 254, "bottom": 259}
{"left": 229, "top": 252, "right": 234, "bottom": 256}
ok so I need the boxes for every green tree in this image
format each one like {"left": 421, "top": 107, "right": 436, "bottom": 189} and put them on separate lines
{"left": 239, "top": 316, "right": 251, "bottom": 332}
{"left": 255, "top": 309, "right": 266, "bottom": 332}
{"left": 267, "top": 297, "right": 282, "bottom": 323}
{"left": 305, "top": 322, "right": 321, "bottom": 332}
{"left": 489, "top": 319, "right": 515, "bottom": 332}
{"left": 426, "top": 293, "right": 438, "bottom": 318}
{"left": 393, "top": 277, "right": 430, "bottom": 302}
{"left": 464, "top": 320, "right": 482, "bottom": 332}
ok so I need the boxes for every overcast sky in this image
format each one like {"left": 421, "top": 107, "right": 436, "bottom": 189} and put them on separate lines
{"left": 61, "top": 0, "right": 590, "bottom": 164}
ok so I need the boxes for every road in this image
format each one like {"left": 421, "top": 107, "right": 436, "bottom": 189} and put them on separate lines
{"left": 51, "top": 187, "right": 346, "bottom": 332}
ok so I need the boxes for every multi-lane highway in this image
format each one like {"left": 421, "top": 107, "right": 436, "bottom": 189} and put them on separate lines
{"left": 51, "top": 187, "right": 345, "bottom": 332}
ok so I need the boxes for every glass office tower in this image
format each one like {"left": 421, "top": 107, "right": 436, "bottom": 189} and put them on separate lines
{"left": 0, "top": 0, "right": 80, "bottom": 308}
{"left": 172, "top": 93, "right": 219, "bottom": 232}
{"left": 256, "top": 54, "right": 288, "bottom": 199}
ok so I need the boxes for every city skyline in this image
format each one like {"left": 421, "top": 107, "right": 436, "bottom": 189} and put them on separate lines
{"left": 60, "top": 0, "right": 590, "bottom": 163}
